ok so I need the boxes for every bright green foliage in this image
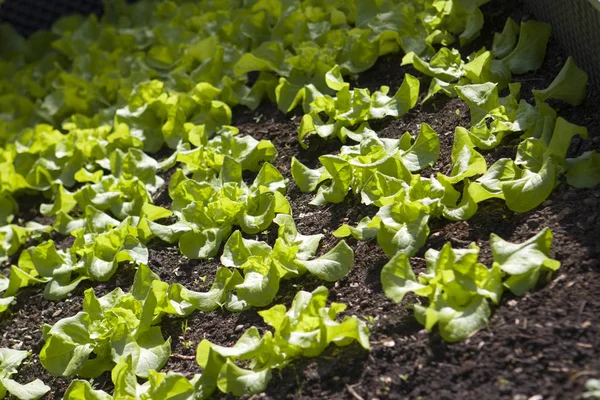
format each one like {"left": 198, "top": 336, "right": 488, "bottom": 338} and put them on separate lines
{"left": 533, "top": 57, "right": 588, "bottom": 106}
{"left": 292, "top": 124, "right": 439, "bottom": 207}
{"left": 196, "top": 286, "right": 370, "bottom": 397}
{"left": 375, "top": 197, "right": 430, "bottom": 257}
{"left": 2, "top": 216, "right": 148, "bottom": 303}
{"left": 382, "top": 228, "right": 560, "bottom": 342}
{"left": 292, "top": 122, "right": 491, "bottom": 256}
{"left": 467, "top": 115, "right": 588, "bottom": 212}
{"left": 40, "top": 276, "right": 171, "bottom": 378}
{"left": 566, "top": 151, "right": 600, "bottom": 188}
{"left": 442, "top": 127, "right": 487, "bottom": 184}
{"left": 0, "top": 222, "right": 50, "bottom": 264}
{"left": 220, "top": 214, "right": 354, "bottom": 310}
{"left": 149, "top": 158, "right": 289, "bottom": 259}
{"left": 2, "top": 0, "right": 480, "bottom": 298}
{"left": 63, "top": 355, "right": 204, "bottom": 400}
{"left": 333, "top": 216, "right": 378, "bottom": 241}
{"left": 490, "top": 228, "right": 560, "bottom": 296}
{"left": 382, "top": 243, "right": 500, "bottom": 342}
{"left": 501, "top": 20, "right": 551, "bottom": 74}
{"left": 39, "top": 263, "right": 249, "bottom": 380}
{"left": 0, "top": 348, "right": 50, "bottom": 400}
{"left": 492, "top": 18, "right": 519, "bottom": 59}
{"left": 61, "top": 286, "right": 370, "bottom": 400}
{"left": 298, "top": 70, "right": 420, "bottom": 147}
{"left": 0, "top": 0, "right": 594, "bottom": 396}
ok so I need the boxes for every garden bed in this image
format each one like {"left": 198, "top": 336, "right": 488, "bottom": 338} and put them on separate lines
{"left": 1, "top": 0, "right": 599, "bottom": 399}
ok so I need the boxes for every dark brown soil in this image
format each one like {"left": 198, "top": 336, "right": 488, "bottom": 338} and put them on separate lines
{"left": 2, "top": 0, "right": 600, "bottom": 399}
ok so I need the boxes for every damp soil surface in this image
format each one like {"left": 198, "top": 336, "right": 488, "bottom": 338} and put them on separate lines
{"left": 2, "top": 0, "right": 600, "bottom": 399}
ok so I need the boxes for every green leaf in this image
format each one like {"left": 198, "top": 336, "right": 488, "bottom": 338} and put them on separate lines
{"left": 39, "top": 315, "right": 95, "bottom": 377}
{"left": 381, "top": 253, "right": 426, "bottom": 303}
{"left": 275, "top": 78, "right": 305, "bottom": 113}
{"left": 148, "top": 221, "right": 192, "bottom": 243}
{"left": 324, "top": 65, "right": 349, "bottom": 92}
{"left": 469, "top": 158, "right": 518, "bottom": 202}
{"left": 491, "top": 227, "right": 560, "bottom": 295}
{"left": 238, "top": 192, "right": 277, "bottom": 235}
{"left": 145, "top": 370, "right": 199, "bottom": 400}
{"left": 407, "top": 48, "right": 464, "bottom": 81}
{"left": 0, "top": 297, "right": 14, "bottom": 314}
{"left": 492, "top": 17, "right": 519, "bottom": 59}
{"left": 500, "top": 156, "right": 556, "bottom": 213}
{"left": 179, "top": 228, "right": 230, "bottom": 260}
{"left": 235, "top": 264, "right": 280, "bottom": 307}
{"left": 502, "top": 20, "right": 551, "bottom": 74}
{"left": 291, "top": 157, "right": 328, "bottom": 192}
{"left": 441, "top": 180, "right": 479, "bottom": 221}
{"left": 299, "top": 240, "right": 354, "bottom": 282}
{"left": 111, "top": 355, "right": 138, "bottom": 399}
{"left": 444, "top": 127, "right": 487, "bottom": 183}
{"left": 455, "top": 82, "right": 499, "bottom": 124}
{"left": 19, "top": 240, "right": 72, "bottom": 279}
{"left": 435, "top": 296, "right": 491, "bottom": 342}
{"left": 1, "top": 378, "right": 51, "bottom": 400}
{"left": 234, "top": 41, "right": 288, "bottom": 76}
{"left": 369, "top": 74, "right": 420, "bottom": 118}
{"left": 4, "top": 265, "right": 48, "bottom": 297}
{"left": 0, "top": 348, "right": 29, "bottom": 377}
{"left": 221, "top": 232, "right": 270, "bottom": 269}
{"left": 332, "top": 217, "right": 378, "bottom": 241}
{"left": 401, "top": 123, "right": 440, "bottom": 172}
{"left": 273, "top": 214, "right": 322, "bottom": 261}
{"left": 311, "top": 155, "right": 352, "bottom": 205}
{"left": 532, "top": 57, "right": 588, "bottom": 106}
{"left": 546, "top": 117, "right": 588, "bottom": 162}
{"left": 376, "top": 198, "right": 430, "bottom": 257}
{"left": 111, "top": 327, "right": 171, "bottom": 379}
{"left": 566, "top": 151, "right": 600, "bottom": 188}
{"left": 40, "top": 185, "right": 77, "bottom": 217}
{"left": 217, "top": 361, "right": 272, "bottom": 397}
{"left": 63, "top": 380, "right": 112, "bottom": 400}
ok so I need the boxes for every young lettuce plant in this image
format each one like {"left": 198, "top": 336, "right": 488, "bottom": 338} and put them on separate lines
{"left": 0, "top": 348, "right": 49, "bottom": 400}
{"left": 149, "top": 157, "right": 290, "bottom": 259}
{"left": 196, "top": 286, "right": 370, "bottom": 397}
{"left": 62, "top": 286, "right": 370, "bottom": 399}
{"left": 490, "top": 227, "right": 561, "bottom": 296}
{"left": 39, "top": 262, "right": 254, "bottom": 380}
{"left": 221, "top": 214, "right": 354, "bottom": 311}
{"left": 468, "top": 117, "right": 588, "bottom": 212}
{"left": 382, "top": 242, "right": 502, "bottom": 342}
{"left": 0, "top": 222, "right": 50, "bottom": 265}
{"left": 412, "top": 19, "right": 552, "bottom": 101}
{"left": 382, "top": 228, "right": 560, "bottom": 342}
{"left": 13, "top": 216, "right": 148, "bottom": 301}
{"left": 292, "top": 124, "right": 440, "bottom": 207}
{"left": 297, "top": 67, "right": 420, "bottom": 147}
{"left": 63, "top": 354, "right": 206, "bottom": 400}
{"left": 296, "top": 124, "right": 488, "bottom": 256}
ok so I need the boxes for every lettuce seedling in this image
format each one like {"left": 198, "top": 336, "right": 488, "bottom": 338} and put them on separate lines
{"left": 196, "top": 286, "right": 370, "bottom": 397}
